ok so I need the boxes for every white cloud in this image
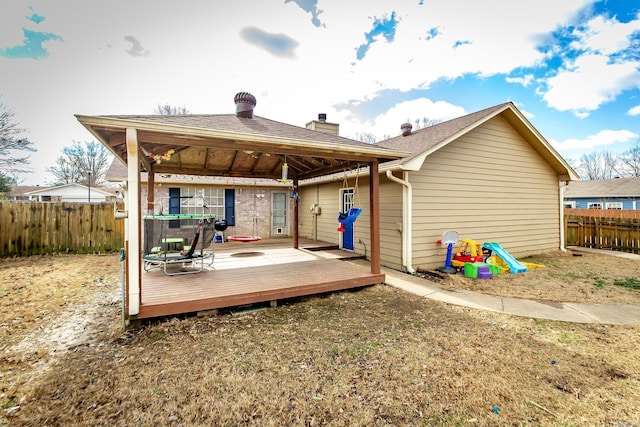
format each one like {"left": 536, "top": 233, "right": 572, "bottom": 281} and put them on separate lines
{"left": 628, "top": 105, "right": 640, "bottom": 116}
{"left": 342, "top": 0, "right": 588, "bottom": 93}
{"left": 345, "top": 98, "right": 466, "bottom": 139}
{"left": 549, "top": 129, "right": 638, "bottom": 151}
{"left": 1, "top": 0, "right": 638, "bottom": 184}
{"left": 506, "top": 74, "right": 534, "bottom": 87}
{"left": 540, "top": 11, "right": 640, "bottom": 115}
{"left": 542, "top": 54, "right": 640, "bottom": 114}
{"left": 571, "top": 14, "right": 640, "bottom": 56}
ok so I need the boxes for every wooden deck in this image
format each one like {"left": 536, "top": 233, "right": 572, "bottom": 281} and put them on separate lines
{"left": 135, "top": 243, "right": 383, "bottom": 320}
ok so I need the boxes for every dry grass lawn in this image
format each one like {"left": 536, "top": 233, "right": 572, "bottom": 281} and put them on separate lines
{"left": 1, "top": 250, "right": 639, "bottom": 426}
{"left": 430, "top": 249, "right": 640, "bottom": 305}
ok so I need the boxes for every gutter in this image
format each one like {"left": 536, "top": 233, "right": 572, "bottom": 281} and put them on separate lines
{"left": 385, "top": 170, "right": 415, "bottom": 274}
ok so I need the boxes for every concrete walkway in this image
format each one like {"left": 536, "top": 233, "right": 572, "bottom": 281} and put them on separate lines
{"left": 382, "top": 247, "right": 640, "bottom": 326}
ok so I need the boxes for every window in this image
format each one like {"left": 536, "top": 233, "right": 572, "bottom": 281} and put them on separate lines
{"left": 170, "top": 187, "right": 226, "bottom": 227}
{"left": 272, "top": 192, "right": 287, "bottom": 230}
{"left": 606, "top": 202, "right": 622, "bottom": 210}
{"left": 564, "top": 201, "right": 576, "bottom": 209}
{"left": 342, "top": 188, "right": 355, "bottom": 213}
{"left": 587, "top": 202, "right": 603, "bottom": 209}
{"left": 180, "top": 187, "right": 224, "bottom": 216}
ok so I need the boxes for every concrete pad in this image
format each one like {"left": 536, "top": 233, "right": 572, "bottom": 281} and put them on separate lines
{"left": 381, "top": 272, "right": 442, "bottom": 297}
{"left": 501, "top": 298, "right": 595, "bottom": 323}
{"left": 382, "top": 268, "right": 505, "bottom": 312}
{"left": 382, "top": 265, "right": 640, "bottom": 325}
{"left": 565, "top": 303, "right": 640, "bottom": 325}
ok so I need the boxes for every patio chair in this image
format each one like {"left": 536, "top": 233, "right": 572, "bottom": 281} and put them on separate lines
{"left": 143, "top": 219, "right": 214, "bottom": 275}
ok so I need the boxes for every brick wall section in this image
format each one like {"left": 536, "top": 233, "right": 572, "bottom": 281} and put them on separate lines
{"left": 230, "top": 187, "right": 272, "bottom": 238}
{"left": 140, "top": 184, "right": 292, "bottom": 240}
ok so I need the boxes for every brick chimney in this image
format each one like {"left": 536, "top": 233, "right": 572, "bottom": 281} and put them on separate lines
{"left": 306, "top": 113, "right": 339, "bottom": 135}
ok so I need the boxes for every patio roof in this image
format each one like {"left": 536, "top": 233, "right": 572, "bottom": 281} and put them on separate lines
{"left": 75, "top": 94, "right": 404, "bottom": 321}
{"left": 75, "top": 113, "right": 408, "bottom": 181}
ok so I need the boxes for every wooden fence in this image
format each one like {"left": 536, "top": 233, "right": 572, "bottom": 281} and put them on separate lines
{"left": 564, "top": 208, "right": 640, "bottom": 254}
{"left": 2, "top": 203, "right": 639, "bottom": 257}
{"left": 0, "top": 201, "right": 125, "bottom": 257}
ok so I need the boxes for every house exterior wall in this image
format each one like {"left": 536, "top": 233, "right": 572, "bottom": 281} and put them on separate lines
{"left": 564, "top": 197, "right": 639, "bottom": 210}
{"left": 299, "top": 180, "right": 343, "bottom": 242}
{"left": 408, "top": 115, "right": 561, "bottom": 270}
{"left": 140, "top": 183, "right": 292, "bottom": 240}
{"left": 378, "top": 176, "right": 403, "bottom": 269}
{"left": 27, "top": 185, "right": 113, "bottom": 203}
{"left": 298, "top": 174, "right": 403, "bottom": 269}
{"left": 300, "top": 115, "right": 564, "bottom": 271}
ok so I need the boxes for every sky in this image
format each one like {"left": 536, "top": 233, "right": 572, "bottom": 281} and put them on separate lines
{"left": 1, "top": 0, "right": 639, "bottom": 185}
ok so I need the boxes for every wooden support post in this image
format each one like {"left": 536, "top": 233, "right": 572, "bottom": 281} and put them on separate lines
{"left": 293, "top": 178, "right": 299, "bottom": 250}
{"left": 147, "top": 164, "right": 155, "bottom": 214}
{"left": 369, "top": 160, "right": 381, "bottom": 275}
{"left": 126, "top": 128, "right": 141, "bottom": 316}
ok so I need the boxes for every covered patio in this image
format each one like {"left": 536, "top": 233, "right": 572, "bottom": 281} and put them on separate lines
{"left": 137, "top": 239, "right": 380, "bottom": 319}
{"left": 76, "top": 93, "right": 406, "bottom": 323}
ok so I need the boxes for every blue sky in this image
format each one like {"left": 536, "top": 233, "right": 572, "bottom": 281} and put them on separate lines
{"left": 1, "top": 0, "right": 639, "bottom": 185}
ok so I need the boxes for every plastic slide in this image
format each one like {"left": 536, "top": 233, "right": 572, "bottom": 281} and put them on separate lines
{"left": 482, "top": 242, "right": 528, "bottom": 274}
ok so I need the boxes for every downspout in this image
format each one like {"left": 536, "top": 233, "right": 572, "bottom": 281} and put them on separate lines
{"left": 559, "top": 181, "right": 566, "bottom": 252}
{"left": 385, "top": 170, "right": 415, "bottom": 273}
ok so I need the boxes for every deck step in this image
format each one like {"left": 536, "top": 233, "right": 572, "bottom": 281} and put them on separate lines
{"left": 303, "top": 245, "right": 340, "bottom": 251}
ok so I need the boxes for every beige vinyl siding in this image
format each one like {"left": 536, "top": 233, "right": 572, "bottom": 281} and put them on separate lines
{"left": 299, "top": 183, "right": 345, "bottom": 242}
{"left": 299, "top": 182, "right": 342, "bottom": 243}
{"left": 298, "top": 186, "right": 318, "bottom": 240}
{"left": 299, "top": 174, "right": 403, "bottom": 269}
{"left": 378, "top": 176, "right": 403, "bottom": 270}
{"left": 410, "top": 116, "right": 561, "bottom": 270}
{"left": 315, "top": 182, "right": 343, "bottom": 243}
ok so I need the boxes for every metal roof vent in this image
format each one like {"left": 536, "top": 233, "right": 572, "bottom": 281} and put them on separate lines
{"left": 318, "top": 113, "right": 327, "bottom": 122}
{"left": 234, "top": 92, "right": 256, "bottom": 118}
{"left": 401, "top": 122, "right": 413, "bottom": 137}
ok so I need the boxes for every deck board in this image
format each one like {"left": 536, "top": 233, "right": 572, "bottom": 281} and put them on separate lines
{"left": 137, "top": 257, "right": 383, "bottom": 319}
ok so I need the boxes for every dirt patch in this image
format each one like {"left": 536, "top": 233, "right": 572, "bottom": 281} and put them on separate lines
{"left": 1, "top": 251, "right": 639, "bottom": 426}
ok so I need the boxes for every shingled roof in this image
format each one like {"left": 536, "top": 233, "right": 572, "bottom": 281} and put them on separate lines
{"left": 76, "top": 112, "right": 407, "bottom": 181}
{"left": 564, "top": 177, "right": 640, "bottom": 198}
{"left": 376, "top": 102, "right": 578, "bottom": 179}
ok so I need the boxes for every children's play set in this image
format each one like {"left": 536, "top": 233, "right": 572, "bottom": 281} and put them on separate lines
{"left": 437, "top": 231, "right": 544, "bottom": 279}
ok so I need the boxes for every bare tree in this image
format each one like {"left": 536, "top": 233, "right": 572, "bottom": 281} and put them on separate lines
{"left": 155, "top": 103, "right": 190, "bottom": 115}
{"left": 406, "top": 117, "right": 442, "bottom": 130}
{"left": 618, "top": 139, "right": 640, "bottom": 177}
{"left": 422, "top": 117, "right": 440, "bottom": 128}
{"left": 47, "top": 141, "right": 113, "bottom": 186}
{"left": 577, "top": 151, "right": 620, "bottom": 180}
{"left": 0, "top": 104, "right": 36, "bottom": 176}
{"left": 353, "top": 132, "right": 378, "bottom": 144}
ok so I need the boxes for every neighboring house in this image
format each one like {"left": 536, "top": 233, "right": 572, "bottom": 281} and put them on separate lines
{"left": 3, "top": 185, "right": 46, "bottom": 201}
{"left": 563, "top": 177, "right": 640, "bottom": 210}
{"left": 106, "top": 159, "right": 293, "bottom": 239}
{"left": 22, "top": 183, "right": 117, "bottom": 203}
{"left": 298, "top": 102, "right": 579, "bottom": 272}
